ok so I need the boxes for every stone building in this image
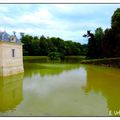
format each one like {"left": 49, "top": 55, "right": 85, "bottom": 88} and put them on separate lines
{"left": 0, "top": 31, "right": 24, "bottom": 76}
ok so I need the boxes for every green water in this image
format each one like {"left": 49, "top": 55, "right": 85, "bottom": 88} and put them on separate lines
{"left": 0, "top": 61, "right": 120, "bottom": 116}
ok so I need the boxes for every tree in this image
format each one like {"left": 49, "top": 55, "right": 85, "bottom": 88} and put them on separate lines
{"left": 21, "top": 35, "right": 33, "bottom": 55}
{"left": 100, "top": 8, "right": 120, "bottom": 58}
{"left": 102, "top": 28, "right": 116, "bottom": 57}
{"left": 21, "top": 34, "right": 87, "bottom": 57}
{"left": 83, "top": 31, "right": 97, "bottom": 59}
{"left": 111, "top": 8, "right": 120, "bottom": 33}
{"left": 39, "top": 35, "right": 48, "bottom": 56}
{"left": 32, "top": 37, "right": 39, "bottom": 55}
{"left": 94, "top": 27, "right": 104, "bottom": 58}
{"left": 111, "top": 8, "right": 120, "bottom": 57}
{"left": 80, "top": 44, "right": 87, "bottom": 56}
{"left": 82, "top": 8, "right": 120, "bottom": 59}
{"left": 48, "top": 52, "right": 61, "bottom": 61}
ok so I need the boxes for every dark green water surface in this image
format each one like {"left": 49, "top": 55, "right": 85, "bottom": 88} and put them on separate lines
{"left": 0, "top": 60, "right": 120, "bottom": 116}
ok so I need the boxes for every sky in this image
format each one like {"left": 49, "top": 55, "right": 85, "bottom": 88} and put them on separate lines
{"left": 0, "top": 4, "right": 120, "bottom": 44}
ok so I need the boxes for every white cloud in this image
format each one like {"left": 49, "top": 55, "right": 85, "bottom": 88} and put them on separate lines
{"left": 0, "top": 16, "right": 15, "bottom": 24}
{"left": 0, "top": 4, "right": 119, "bottom": 44}
{"left": 19, "top": 8, "right": 53, "bottom": 24}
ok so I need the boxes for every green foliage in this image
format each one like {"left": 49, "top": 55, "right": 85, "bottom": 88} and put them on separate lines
{"left": 80, "top": 44, "right": 87, "bottom": 56}
{"left": 101, "top": 8, "right": 120, "bottom": 58}
{"left": 21, "top": 8, "right": 120, "bottom": 60}
{"left": 39, "top": 35, "right": 48, "bottom": 56}
{"left": 48, "top": 52, "right": 61, "bottom": 61}
{"left": 21, "top": 35, "right": 87, "bottom": 57}
{"left": 84, "top": 31, "right": 98, "bottom": 59}
{"left": 111, "top": 8, "right": 120, "bottom": 57}
{"left": 94, "top": 27, "right": 104, "bottom": 58}
{"left": 112, "top": 8, "right": 120, "bottom": 32}
{"left": 83, "top": 8, "right": 120, "bottom": 59}
{"left": 81, "top": 58, "right": 120, "bottom": 68}
{"left": 102, "top": 28, "right": 115, "bottom": 57}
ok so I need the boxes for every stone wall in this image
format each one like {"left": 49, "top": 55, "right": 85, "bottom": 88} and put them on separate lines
{"left": 0, "top": 41, "right": 24, "bottom": 76}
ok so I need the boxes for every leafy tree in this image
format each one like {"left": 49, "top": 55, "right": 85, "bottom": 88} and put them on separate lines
{"left": 21, "top": 35, "right": 33, "bottom": 55}
{"left": 83, "top": 31, "right": 97, "bottom": 59}
{"left": 80, "top": 44, "right": 87, "bottom": 56}
{"left": 94, "top": 27, "right": 104, "bottom": 58}
{"left": 111, "top": 8, "right": 120, "bottom": 57}
{"left": 48, "top": 52, "right": 61, "bottom": 61}
{"left": 83, "top": 8, "right": 120, "bottom": 59}
{"left": 21, "top": 34, "right": 87, "bottom": 57}
{"left": 32, "top": 37, "right": 39, "bottom": 55}
{"left": 102, "top": 29, "right": 114, "bottom": 57}
{"left": 39, "top": 35, "right": 48, "bottom": 56}
{"left": 64, "top": 41, "right": 81, "bottom": 56}
{"left": 111, "top": 8, "right": 120, "bottom": 32}
{"left": 101, "top": 8, "right": 120, "bottom": 58}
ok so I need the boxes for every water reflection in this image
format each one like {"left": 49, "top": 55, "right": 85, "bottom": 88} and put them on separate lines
{"left": 24, "top": 62, "right": 81, "bottom": 77}
{"left": 85, "top": 65, "right": 120, "bottom": 116}
{"left": 0, "top": 62, "right": 120, "bottom": 116}
{"left": 22, "top": 64, "right": 108, "bottom": 116}
{"left": 0, "top": 74, "right": 23, "bottom": 112}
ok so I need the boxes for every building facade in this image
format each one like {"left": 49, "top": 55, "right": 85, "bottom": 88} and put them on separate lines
{"left": 0, "top": 31, "right": 24, "bottom": 76}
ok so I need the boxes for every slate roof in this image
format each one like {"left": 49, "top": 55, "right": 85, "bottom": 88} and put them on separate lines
{"left": 0, "top": 31, "right": 20, "bottom": 43}
{"left": 0, "top": 31, "right": 10, "bottom": 42}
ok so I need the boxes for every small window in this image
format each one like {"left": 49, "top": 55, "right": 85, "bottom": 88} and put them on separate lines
{"left": 12, "top": 49, "right": 15, "bottom": 57}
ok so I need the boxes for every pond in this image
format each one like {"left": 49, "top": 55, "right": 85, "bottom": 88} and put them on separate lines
{"left": 0, "top": 60, "right": 120, "bottom": 116}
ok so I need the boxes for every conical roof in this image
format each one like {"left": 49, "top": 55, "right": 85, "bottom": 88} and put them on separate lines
{"left": 0, "top": 31, "right": 10, "bottom": 42}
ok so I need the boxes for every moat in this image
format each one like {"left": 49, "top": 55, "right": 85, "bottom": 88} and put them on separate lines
{"left": 0, "top": 59, "right": 120, "bottom": 116}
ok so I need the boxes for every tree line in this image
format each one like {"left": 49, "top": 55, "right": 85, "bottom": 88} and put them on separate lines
{"left": 84, "top": 8, "right": 120, "bottom": 59}
{"left": 21, "top": 8, "right": 120, "bottom": 60}
{"left": 21, "top": 34, "right": 87, "bottom": 59}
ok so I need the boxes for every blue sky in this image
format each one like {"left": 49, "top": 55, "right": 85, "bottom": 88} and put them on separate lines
{"left": 0, "top": 4, "right": 120, "bottom": 44}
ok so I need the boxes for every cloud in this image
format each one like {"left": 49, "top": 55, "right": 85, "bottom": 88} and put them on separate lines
{"left": 20, "top": 8, "right": 53, "bottom": 24}
{"left": 0, "top": 4, "right": 120, "bottom": 44}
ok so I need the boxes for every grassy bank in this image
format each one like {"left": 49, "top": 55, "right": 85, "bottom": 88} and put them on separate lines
{"left": 23, "top": 56, "right": 86, "bottom": 63}
{"left": 80, "top": 58, "right": 120, "bottom": 68}
{"left": 23, "top": 56, "right": 48, "bottom": 60}
{"left": 23, "top": 56, "right": 49, "bottom": 63}
{"left": 23, "top": 56, "right": 120, "bottom": 68}
{"left": 64, "top": 56, "right": 85, "bottom": 63}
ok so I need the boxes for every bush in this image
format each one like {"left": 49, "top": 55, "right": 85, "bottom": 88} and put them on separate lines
{"left": 48, "top": 52, "right": 61, "bottom": 61}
